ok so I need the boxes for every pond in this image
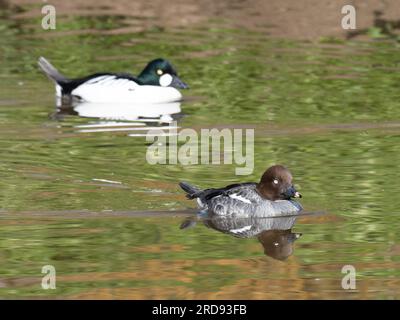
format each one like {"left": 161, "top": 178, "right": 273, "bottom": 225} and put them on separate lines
{"left": 0, "top": 2, "right": 400, "bottom": 299}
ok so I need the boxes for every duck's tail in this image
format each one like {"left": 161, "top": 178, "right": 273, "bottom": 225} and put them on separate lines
{"left": 38, "top": 57, "right": 69, "bottom": 85}
{"left": 179, "top": 182, "right": 202, "bottom": 199}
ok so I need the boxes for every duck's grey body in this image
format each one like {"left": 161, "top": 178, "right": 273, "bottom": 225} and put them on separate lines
{"left": 204, "top": 215, "right": 298, "bottom": 238}
{"left": 180, "top": 182, "right": 302, "bottom": 218}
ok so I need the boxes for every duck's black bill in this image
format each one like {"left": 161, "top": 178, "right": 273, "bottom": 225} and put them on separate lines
{"left": 287, "top": 233, "right": 302, "bottom": 243}
{"left": 170, "top": 76, "right": 189, "bottom": 89}
{"left": 283, "top": 186, "right": 302, "bottom": 199}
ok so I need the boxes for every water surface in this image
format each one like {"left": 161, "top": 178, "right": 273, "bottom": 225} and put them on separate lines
{"left": 0, "top": 3, "right": 400, "bottom": 299}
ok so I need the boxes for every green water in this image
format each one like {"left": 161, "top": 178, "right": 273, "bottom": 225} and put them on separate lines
{"left": 1, "top": 5, "right": 400, "bottom": 299}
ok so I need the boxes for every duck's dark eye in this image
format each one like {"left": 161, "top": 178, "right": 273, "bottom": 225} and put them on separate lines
{"left": 156, "top": 69, "right": 163, "bottom": 76}
{"left": 273, "top": 179, "right": 279, "bottom": 185}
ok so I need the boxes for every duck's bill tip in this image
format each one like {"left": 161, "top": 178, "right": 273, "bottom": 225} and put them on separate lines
{"left": 294, "top": 191, "right": 302, "bottom": 198}
{"left": 171, "top": 76, "right": 189, "bottom": 89}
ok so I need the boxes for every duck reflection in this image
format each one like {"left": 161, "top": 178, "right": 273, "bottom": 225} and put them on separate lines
{"left": 181, "top": 214, "right": 302, "bottom": 261}
{"left": 258, "top": 229, "right": 301, "bottom": 261}
{"left": 52, "top": 99, "right": 182, "bottom": 124}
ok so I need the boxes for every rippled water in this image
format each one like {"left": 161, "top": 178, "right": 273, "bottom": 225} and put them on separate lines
{"left": 1, "top": 3, "right": 400, "bottom": 299}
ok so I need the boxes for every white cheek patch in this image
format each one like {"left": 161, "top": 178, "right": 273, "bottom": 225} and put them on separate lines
{"left": 229, "top": 194, "right": 252, "bottom": 204}
{"left": 159, "top": 74, "right": 173, "bottom": 87}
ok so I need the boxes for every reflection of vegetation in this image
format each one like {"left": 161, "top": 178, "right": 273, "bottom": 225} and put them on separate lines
{"left": 20, "top": 14, "right": 131, "bottom": 33}
{"left": 0, "top": 0, "right": 24, "bottom": 17}
{"left": 0, "top": 215, "right": 399, "bottom": 298}
{"left": 0, "top": 9, "right": 400, "bottom": 298}
{"left": 348, "top": 10, "right": 400, "bottom": 41}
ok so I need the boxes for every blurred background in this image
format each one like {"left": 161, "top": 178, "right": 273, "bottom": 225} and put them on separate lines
{"left": 0, "top": 0, "right": 400, "bottom": 299}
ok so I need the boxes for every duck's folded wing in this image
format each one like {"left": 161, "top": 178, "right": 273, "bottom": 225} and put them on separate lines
{"left": 73, "top": 74, "right": 140, "bottom": 91}
{"left": 62, "top": 73, "right": 139, "bottom": 95}
{"left": 202, "top": 182, "right": 258, "bottom": 203}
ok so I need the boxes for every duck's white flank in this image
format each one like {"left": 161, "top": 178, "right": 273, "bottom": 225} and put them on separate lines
{"left": 56, "top": 75, "right": 182, "bottom": 104}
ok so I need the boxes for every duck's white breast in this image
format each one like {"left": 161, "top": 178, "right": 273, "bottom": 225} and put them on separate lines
{"left": 70, "top": 76, "right": 182, "bottom": 103}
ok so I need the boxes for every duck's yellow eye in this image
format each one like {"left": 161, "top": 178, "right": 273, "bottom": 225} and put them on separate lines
{"left": 156, "top": 69, "right": 163, "bottom": 76}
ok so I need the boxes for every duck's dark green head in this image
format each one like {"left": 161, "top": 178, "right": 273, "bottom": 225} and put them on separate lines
{"left": 137, "top": 58, "right": 188, "bottom": 89}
